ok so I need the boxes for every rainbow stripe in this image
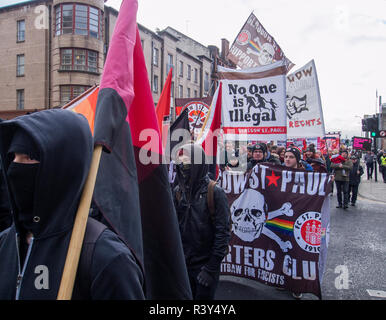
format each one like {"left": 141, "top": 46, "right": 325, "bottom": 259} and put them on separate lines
{"left": 265, "top": 218, "right": 294, "bottom": 236}
{"left": 248, "top": 40, "right": 261, "bottom": 52}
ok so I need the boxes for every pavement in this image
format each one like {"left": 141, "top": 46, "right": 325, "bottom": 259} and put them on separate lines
{"left": 357, "top": 162, "right": 386, "bottom": 203}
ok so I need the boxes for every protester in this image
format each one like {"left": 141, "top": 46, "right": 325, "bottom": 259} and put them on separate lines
{"left": 281, "top": 146, "right": 306, "bottom": 299}
{"left": 364, "top": 151, "right": 374, "bottom": 180}
{"left": 331, "top": 149, "right": 353, "bottom": 210}
{"left": 0, "top": 168, "right": 12, "bottom": 232}
{"left": 247, "top": 144, "right": 254, "bottom": 162}
{"left": 380, "top": 150, "right": 386, "bottom": 183}
{"left": 348, "top": 155, "right": 364, "bottom": 206}
{"left": 283, "top": 147, "right": 303, "bottom": 170}
{"left": 0, "top": 109, "right": 145, "bottom": 299}
{"left": 248, "top": 143, "right": 281, "bottom": 170}
{"left": 277, "top": 146, "right": 286, "bottom": 164}
{"left": 173, "top": 143, "right": 230, "bottom": 300}
{"left": 304, "top": 145, "right": 317, "bottom": 160}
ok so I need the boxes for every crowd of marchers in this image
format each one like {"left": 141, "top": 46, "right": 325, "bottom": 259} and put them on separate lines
{"left": 220, "top": 141, "right": 386, "bottom": 210}
{"left": 0, "top": 110, "right": 386, "bottom": 301}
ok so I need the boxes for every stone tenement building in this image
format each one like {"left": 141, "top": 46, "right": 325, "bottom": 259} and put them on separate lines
{"left": 0, "top": 0, "right": 235, "bottom": 118}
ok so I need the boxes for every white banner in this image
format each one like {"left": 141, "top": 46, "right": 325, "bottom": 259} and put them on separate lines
{"left": 218, "top": 60, "right": 287, "bottom": 141}
{"left": 286, "top": 60, "right": 325, "bottom": 138}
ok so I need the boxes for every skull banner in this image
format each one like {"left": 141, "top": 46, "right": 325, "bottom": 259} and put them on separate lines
{"left": 219, "top": 163, "right": 332, "bottom": 299}
{"left": 227, "top": 12, "right": 294, "bottom": 72}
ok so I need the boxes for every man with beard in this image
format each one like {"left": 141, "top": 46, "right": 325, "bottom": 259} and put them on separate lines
{"left": 173, "top": 143, "right": 230, "bottom": 300}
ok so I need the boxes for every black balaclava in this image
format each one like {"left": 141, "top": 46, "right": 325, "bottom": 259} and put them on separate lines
{"left": 6, "top": 129, "right": 40, "bottom": 233}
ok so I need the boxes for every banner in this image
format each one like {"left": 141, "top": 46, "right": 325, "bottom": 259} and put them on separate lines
{"left": 227, "top": 12, "right": 294, "bottom": 72}
{"left": 174, "top": 97, "right": 213, "bottom": 136}
{"left": 219, "top": 164, "right": 332, "bottom": 298}
{"left": 218, "top": 61, "right": 287, "bottom": 141}
{"left": 286, "top": 60, "right": 326, "bottom": 138}
{"left": 352, "top": 137, "right": 372, "bottom": 151}
{"left": 319, "top": 134, "right": 340, "bottom": 154}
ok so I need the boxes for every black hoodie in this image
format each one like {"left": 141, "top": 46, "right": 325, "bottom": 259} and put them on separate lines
{"left": 0, "top": 109, "right": 144, "bottom": 299}
{"left": 174, "top": 144, "right": 230, "bottom": 273}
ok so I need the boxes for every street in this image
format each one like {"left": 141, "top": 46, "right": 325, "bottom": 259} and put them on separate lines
{"left": 215, "top": 183, "right": 386, "bottom": 300}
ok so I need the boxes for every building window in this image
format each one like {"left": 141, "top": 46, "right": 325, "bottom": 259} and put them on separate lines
{"left": 60, "top": 85, "right": 89, "bottom": 105}
{"left": 187, "top": 64, "right": 191, "bottom": 80}
{"left": 152, "top": 47, "right": 159, "bottom": 66}
{"left": 60, "top": 48, "right": 98, "bottom": 73}
{"left": 153, "top": 75, "right": 158, "bottom": 93}
{"left": 16, "top": 89, "right": 24, "bottom": 110}
{"left": 194, "top": 90, "right": 198, "bottom": 98}
{"left": 179, "top": 85, "right": 183, "bottom": 98}
{"left": 187, "top": 88, "right": 190, "bottom": 98}
{"left": 194, "top": 68, "right": 198, "bottom": 83}
{"left": 55, "top": 3, "right": 102, "bottom": 39}
{"left": 167, "top": 54, "right": 173, "bottom": 75}
{"left": 179, "top": 61, "right": 183, "bottom": 77}
{"left": 171, "top": 81, "right": 174, "bottom": 98}
{"left": 17, "top": 20, "right": 25, "bottom": 42}
{"left": 17, "top": 54, "right": 24, "bottom": 76}
{"left": 204, "top": 72, "right": 210, "bottom": 92}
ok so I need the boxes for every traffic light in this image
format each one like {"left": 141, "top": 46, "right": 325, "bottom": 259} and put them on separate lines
{"left": 367, "top": 117, "right": 378, "bottom": 137}
{"left": 362, "top": 119, "right": 369, "bottom": 131}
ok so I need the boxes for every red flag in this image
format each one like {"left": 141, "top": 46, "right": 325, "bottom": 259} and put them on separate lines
{"left": 156, "top": 68, "right": 173, "bottom": 148}
{"left": 196, "top": 83, "right": 223, "bottom": 178}
{"left": 68, "top": 0, "right": 191, "bottom": 299}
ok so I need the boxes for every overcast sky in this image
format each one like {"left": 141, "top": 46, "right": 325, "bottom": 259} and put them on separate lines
{"left": 2, "top": 0, "right": 386, "bottom": 138}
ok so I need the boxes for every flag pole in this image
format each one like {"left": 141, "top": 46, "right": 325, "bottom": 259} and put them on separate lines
{"left": 57, "top": 144, "right": 103, "bottom": 300}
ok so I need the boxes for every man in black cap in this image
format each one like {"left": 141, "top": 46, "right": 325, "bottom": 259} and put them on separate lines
{"left": 284, "top": 147, "right": 302, "bottom": 169}
{"left": 0, "top": 109, "right": 145, "bottom": 300}
{"left": 247, "top": 143, "right": 281, "bottom": 170}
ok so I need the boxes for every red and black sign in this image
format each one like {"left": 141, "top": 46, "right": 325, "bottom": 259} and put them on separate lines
{"left": 352, "top": 136, "right": 372, "bottom": 151}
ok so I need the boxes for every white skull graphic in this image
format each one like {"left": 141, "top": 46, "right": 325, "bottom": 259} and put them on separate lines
{"left": 231, "top": 189, "right": 267, "bottom": 242}
{"left": 258, "top": 42, "right": 275, "bottom": 65}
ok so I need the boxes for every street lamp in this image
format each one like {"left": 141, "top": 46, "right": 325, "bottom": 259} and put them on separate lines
{"left": 354, "top": 115, "right": 362, "bottom": 136}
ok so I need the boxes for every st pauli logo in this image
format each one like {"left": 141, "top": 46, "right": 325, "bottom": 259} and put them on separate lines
{"left": 294, "top": 211, "right": 322, "bottom": 253}
{"left": 236, "top": 29, "right": 251, "bottom": 46}
{"left": 185, "top": 101, "right": 210, "bottom": 133}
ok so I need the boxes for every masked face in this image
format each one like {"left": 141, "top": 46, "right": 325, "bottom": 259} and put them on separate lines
{"left": 7, "top": 155, "right": 40, "bottom": 232}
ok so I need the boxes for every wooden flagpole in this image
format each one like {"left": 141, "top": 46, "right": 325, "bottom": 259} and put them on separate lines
{"left": 57, "top": 144, "right": 103, "bottom": 300}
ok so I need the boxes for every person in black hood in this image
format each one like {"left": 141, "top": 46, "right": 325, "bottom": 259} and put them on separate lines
{"left": 173, "top": 143, "right": 230, "bottom": 300}
{"left": 0, "top": 164, "right": 12, "bottom": 232}
{"left": 0, "top": 109, "right": 145, "bottom": 300}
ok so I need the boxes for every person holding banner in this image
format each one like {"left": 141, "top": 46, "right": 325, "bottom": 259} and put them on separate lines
{"left": 0, "top": 110, "right": 145, "bottom": 300}
{"left": 331, "top": 150, "right": 353, "bottom": 210}
{"left": 173, "top": 143, "right": 231, "bottom": 300}
{"left": 247, "top": 143, "right": 281, "bottom": 170}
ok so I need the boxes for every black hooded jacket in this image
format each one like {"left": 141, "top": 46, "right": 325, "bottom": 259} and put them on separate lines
{"left": 0, "top": 109, "right": 144, "bottom": 300}
{"left": 173, "top": 144, "right": 230, "bottom": 273}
